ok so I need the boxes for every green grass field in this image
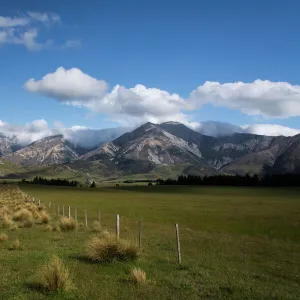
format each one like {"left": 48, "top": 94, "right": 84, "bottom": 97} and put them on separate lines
{"left": 1, "top": 185, "right": 300, "bottom": 299}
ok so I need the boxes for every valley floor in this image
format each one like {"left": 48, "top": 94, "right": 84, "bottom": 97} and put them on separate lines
{"left": 0, "top": 185, "right": 300, "bottom": 299}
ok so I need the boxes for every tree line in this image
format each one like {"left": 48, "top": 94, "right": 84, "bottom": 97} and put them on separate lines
{"left": 19, "top": 176, "right": 79, "bottom": 187}
{"left": 156, "top": 173, "right": 300, "bottom": 187}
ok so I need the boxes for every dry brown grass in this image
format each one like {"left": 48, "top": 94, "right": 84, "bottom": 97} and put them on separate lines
{"left": 59, "top": 217, "right": 77, "bottom": 231}
{"left": 131, "top": 267, "right": 147, "bottom": 284}
{"left": 13, "top": 208, "right": 33, "bottom": 222}
{"left": 0, "top": 232, "right": 8, "bottom": 241}
{"left": 45, "top": 225, "right": 53, "bottom": 232}
{"left": 40, "top": 211, "right": 50, "bottom": 224}
{"left": 19, "top": 219, "right": 33, "bottom": 228}
{"left": 92, "top": 220, "right": 101, "bottom": 232}
{"left": 2, "top": 214, "right": 13, "bottom": 228}
{"left": 11, "top": 238, "right": 20, "bottom": 250}
{"left": 86, "top": 234, "right": 138, "bottom": 263}
{"left": 39, "top": 255, "right": 73, "bottom": 292}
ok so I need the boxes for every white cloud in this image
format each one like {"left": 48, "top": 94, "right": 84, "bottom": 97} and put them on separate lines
{"left": 25, "top": 67, "right": 108, "bottom": 101}
{"left": 0, "top": 119, "right": 128, "bottom": 148}
{"left": 189, "top": 80, "right": 300, "bottom": 118}
{"left": 24, "top": 68, "right": 300, "bottom": 132}
{"left": 27, "top": 12, "right": 60, "bottom": 24}
{"left": 0, "top": 16, "right": 29, "bottom": 27}
{"left": 24, "top": 67, "right": 194, "bottom": 127}
{"left": 0, "top": 119, "right": 299, "bottom": 150}
{"left": 0, "top": 12, "right": 77, "bottom": 51}
{"left": 242, "top": 124, "right": 300, "bottom": 137}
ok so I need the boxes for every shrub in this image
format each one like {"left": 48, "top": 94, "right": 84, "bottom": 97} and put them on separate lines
{"left": 131, "top": 267, "right": 147, "bottom": 284}
{"left": 40, "top": 211, "right": 50, "bottom": 224}
{"left": 92, "top": 221, "right": 101, "bottom": 232}
{"left": 86, "top": 234, "right": 138, "bottom": 263}
{"left": 59, "top": 217, "right": 77, "bottom": 231}
{"left": 0, "top": 233, "right": 8, "bottom": 241}
{"left": 11, "top": 238, "right": 20, "bottom": 250}
{"left": 40, "top": 255, "right": 73, "bottom": 292}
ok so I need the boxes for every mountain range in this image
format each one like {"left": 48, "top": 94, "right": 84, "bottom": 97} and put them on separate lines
{"left": 1, "top": 121, "right": 300, "bottom": 181}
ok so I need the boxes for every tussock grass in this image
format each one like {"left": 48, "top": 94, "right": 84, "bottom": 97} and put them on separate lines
{"left": 0, "top": 232, "right": 8, "bottom": 241}
{"left": 13, "top": 208, "right": 33, "bottom": 222}
{"left": 91, "top": 221, "right": 101, "bottom": 232}
{"left": 59, "top": 217, "right": 77, "bottom": 231}
{"left": 131, "top": 267, "right": 147, "bottom": 284}
{"left": 39, "top": 255, "right": 73, "bottom": 292}
{"left": 45, "top": 225, "right": 53, "bottom": 232}
{"left": 86, "top": 234, "right": 138, "bottom": 263}
{"left": 10, "top": 238, "right": 20, "bottom": 250}
{"left": 20, "top": 219, "right": 33, "bottom": 228}
{"left": 0, "top": 205, "right": 10, "bottom": 217}
{"left": 39, "top": 211, "right": 50, "bottom": 224}
{"left": 3, "top": 214, "right": 13, "bottom": 228}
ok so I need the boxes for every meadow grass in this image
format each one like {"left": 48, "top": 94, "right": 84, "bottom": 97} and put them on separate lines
{"left": 0, "top": 184, "right": 299, "bottom": 299}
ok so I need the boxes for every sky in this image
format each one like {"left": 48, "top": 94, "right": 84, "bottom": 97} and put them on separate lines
{"left": 1, "top": 0, "right": 300, "bottom": 144}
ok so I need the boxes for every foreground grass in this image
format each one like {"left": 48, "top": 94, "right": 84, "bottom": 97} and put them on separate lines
{"left": 0, "top": 185, "right": 299, "bottom": 299}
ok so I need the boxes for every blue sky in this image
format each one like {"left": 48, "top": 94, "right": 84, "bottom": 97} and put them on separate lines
{"left": 1, "top": 0, "right": 300, "bottom": 141}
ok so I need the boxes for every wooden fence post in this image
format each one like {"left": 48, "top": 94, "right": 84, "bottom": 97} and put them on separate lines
{"left": 175, "top": 224, "right": 181, "bottom": 264}
{"left": 139, "top": 220, "right": 142, "bottom": 249}
{"left": 116, "top": 214, "right": 120, "bottom": 240}
{"left": 85, "top": 209, "right": 88, "bottom": 228}
{"left": 68, "top": 206, "right": 71, "bottom": 219}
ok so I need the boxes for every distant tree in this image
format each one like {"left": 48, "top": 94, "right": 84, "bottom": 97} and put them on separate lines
{"left": 90, "top": 181, "right": 96, "bottom": 188}
{"left": 148, "top": 182, "right": 153, "bottom": 186}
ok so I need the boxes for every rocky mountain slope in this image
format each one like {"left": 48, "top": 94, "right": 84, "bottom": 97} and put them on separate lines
{"left": 3, "top": 135, "right": 78, "bottom": 167}
{"left": 1, "top": 122, "right": 300, "bottom": 178}
{"left": 0, "top": 134, "right": 20, "bottom": 156}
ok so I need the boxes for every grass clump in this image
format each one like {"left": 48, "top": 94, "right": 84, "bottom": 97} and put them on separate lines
{"left": 2, "top": 214, "right": 13, "bottom": 228}
{"left": 0, "top": 232, "right": 8, "bottom": 241}
{"left": 131, "top": 267, "right": 147, "bottom": 284}
{"left": 91, "top": 221, "right": 101, "bottom": 232}
{"left": 59, "top": 217, "right": 77, "bottom": 231}
{"left": 39, "top": 255, "right": 73, "bottom": 293}
{"left": 86, "top": 234, "right": 138, "bottom": 263}
{"left": 40, "top": 211, "right": 50, "bottom": 224}
{"left": 45, "top": 224, "right": 53, "bottom": 232}
{"left": 10, "top": 238, "right": 20, "bottom": 250}
{"left": 13, "top": 208, "right": 33, "bottom": 222}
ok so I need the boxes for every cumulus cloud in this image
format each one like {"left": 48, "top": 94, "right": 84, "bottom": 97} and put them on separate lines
{"left": 189, "top": 80, "right": 300, "bottom": 118}
{"left": 0, "top": 12, "right": 77, "bottom": 51}
{"left": 25, "top": 67, "right": 108, "bottom": 101}
{"left": 24, "top": 67, "right": 195, "bottom": 127}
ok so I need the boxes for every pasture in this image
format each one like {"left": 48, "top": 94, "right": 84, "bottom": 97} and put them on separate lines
{"left": 0, "top": 184, "right": 300, "bottom": 299}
